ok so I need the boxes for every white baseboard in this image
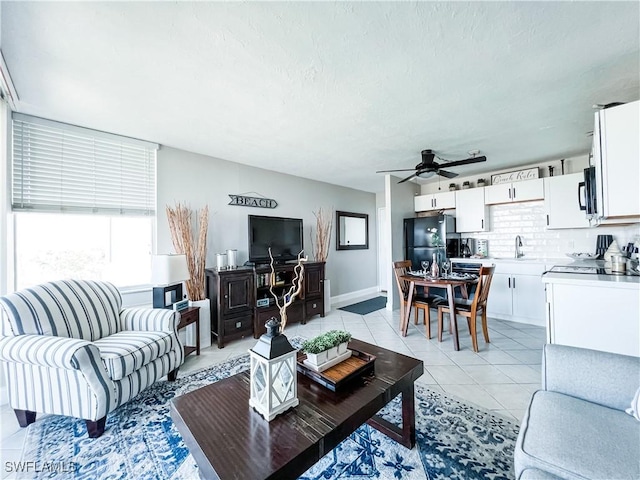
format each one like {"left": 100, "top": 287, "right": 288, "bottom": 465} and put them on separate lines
{"left": 489, "top": 313, "right": 545, "bottom": 327}
{"left": 331, "top": 287, "right": 380, "bottom": 308}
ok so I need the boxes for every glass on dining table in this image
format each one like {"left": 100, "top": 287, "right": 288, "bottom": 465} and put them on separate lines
{"left": 420, "top": 260, "right": 430, "bottom": 274}
{"left": 442, "top": 259, "right": 451, "bottom": 277}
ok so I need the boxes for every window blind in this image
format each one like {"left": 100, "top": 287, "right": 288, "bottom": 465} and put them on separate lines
{"left": 12, "top": 113, "right": 158, "bottom": 216}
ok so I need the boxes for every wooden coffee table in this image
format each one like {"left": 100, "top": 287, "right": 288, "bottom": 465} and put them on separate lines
{"left": 171, "top": 339, "right": 424, "bottom": 480}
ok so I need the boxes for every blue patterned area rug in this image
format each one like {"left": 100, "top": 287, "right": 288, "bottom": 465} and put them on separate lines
{"left": 19, "top": 339, "right": 519, "bottom": 480}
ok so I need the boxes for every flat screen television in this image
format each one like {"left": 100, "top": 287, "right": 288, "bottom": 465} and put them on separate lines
{"left": 248, "top": 215, "right": 304, "bottom": 264}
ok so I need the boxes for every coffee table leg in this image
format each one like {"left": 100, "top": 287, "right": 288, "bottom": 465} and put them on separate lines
{"left": 367, "top": 383, "right": 416, "bottom": 449}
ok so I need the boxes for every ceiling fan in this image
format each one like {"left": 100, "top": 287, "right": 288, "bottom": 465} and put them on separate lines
{"left": 376, "top": 149, "right": 487, "bottom": 184}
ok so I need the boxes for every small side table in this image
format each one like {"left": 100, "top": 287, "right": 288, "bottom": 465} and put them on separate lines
{"left": 177, "top": 306, "right": 200, "bottom": 357}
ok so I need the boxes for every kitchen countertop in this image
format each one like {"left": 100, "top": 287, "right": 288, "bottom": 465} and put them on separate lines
{"left": 451, "top": 257, "right": 571, "bottom": 265}
{"left": 541, "top": 271, "right": 640, "bottom": 288}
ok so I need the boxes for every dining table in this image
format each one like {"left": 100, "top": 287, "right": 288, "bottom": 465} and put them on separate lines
{"left": 399, "top": 273, "right": 477, "bottom": 351}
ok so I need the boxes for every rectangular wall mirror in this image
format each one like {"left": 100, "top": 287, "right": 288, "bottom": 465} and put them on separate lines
{"left": 336, "top": 211, "right": 369, "bottom": 250}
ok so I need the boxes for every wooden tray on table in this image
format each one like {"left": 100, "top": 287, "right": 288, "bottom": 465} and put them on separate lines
{"left": 296, "top": 347, "right": 376, "bottom": 392}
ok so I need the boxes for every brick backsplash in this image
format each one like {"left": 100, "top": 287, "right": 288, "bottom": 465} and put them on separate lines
{"left": 461, "top": 201, "right": 640, "bottom": 259}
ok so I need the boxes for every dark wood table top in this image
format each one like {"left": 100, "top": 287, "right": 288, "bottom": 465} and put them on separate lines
{"left": 171, "top": 338, "right": 423, "bottom": 480}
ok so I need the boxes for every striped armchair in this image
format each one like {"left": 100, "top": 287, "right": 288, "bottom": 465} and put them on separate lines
{"left": 0, "top": 280, "right": 184, "bottom": 438}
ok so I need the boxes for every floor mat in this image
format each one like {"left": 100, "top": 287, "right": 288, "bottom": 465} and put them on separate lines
{"left": 339, "top": 296, "right": 387, "bottom": 315}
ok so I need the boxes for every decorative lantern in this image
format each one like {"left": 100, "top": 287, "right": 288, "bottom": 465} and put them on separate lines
{"left": 249, "top": 318, "right": 299, "bottom": 421}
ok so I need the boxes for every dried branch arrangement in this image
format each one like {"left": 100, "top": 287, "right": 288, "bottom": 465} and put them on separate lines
{"left": 166, "top": 203, "right": 209, "bottom": 301}
{"left": 311, "top": 207, "right": 333, "bottom": 263}
{"left": 268, "top": 248, "right": 307, "bottom": 332}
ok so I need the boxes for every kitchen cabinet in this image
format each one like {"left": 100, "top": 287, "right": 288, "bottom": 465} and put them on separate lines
{"left": 543, "top": 272, "right": 640, "bottom": 357}
{"left": 543, "top": 173, "right": 590, "bottom": 229}
{"left": 414, "top": 191, "right": 456, "bottom": 212}
{"left": 485, "top": 178, "right": 544, "bottom": 205}
{"left": 486, "top": 262, "right": 546, "bottom": 326}
{"left": 593, "top": 100, "right": 640, "bottom": 219}
{"left": 455, "top": 188, "right": 489, "bottom": 232}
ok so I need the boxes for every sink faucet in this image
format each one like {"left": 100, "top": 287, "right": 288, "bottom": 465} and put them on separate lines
{"left": 515, "top": 235, "right": 524, "bottom": 258}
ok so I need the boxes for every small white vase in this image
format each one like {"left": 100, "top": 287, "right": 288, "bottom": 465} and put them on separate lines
{"left": 306, "top": 350, "right": 328, "bottom": 367}
{"left": 188, "top": 299, "right": 211, "bottom": 349}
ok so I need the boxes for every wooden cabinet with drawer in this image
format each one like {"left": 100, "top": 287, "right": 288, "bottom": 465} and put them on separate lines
{"left": 205, "top": 267, "right": 254, "bottom": 348}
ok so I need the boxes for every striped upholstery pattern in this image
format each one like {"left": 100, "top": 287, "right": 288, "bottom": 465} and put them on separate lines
{"left": 120, "top": 307, "right": 179, "bottom": 332}
{"left": 0, "top": 280, "right": 184, "bottom": 423}
{"left": 0, "top": 280, "right": 121, "bottom": 341}
{"left": 94, "top": 330, "right": 178, "bottom": 381}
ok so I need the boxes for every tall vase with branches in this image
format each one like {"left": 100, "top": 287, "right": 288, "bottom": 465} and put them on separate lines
{"left": 311, "top": 207, "right": 333, "bottom": 314}
{"left": 311, "top": 207, "right": 332, "bottom": 263}
{"left": 166, "top": 203, "right": 209, "bottom": 301}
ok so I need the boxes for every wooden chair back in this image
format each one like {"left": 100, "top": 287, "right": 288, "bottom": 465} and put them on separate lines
{"left": 471, "top": 265, "right": 495, "bottom": 311}
{"left": 393, "top": 260, "right": 412, "bottom": 300}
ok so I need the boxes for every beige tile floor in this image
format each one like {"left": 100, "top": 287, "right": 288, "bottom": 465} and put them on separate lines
{"left": 0, "top": 298, "right": 545, "bottom": 478}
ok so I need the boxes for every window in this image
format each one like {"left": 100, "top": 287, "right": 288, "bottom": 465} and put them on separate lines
{"left": 11, "top": 113, "right": 158, "bottom": 290}
{"left": 14, "top": 213, "right": 152, "bottom": 290}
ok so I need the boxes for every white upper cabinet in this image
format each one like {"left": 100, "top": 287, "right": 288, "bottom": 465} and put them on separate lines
{"left": 414, "top": 191, "right": 456, "bottom": 212}
{"left": 455, "top": 188, "right": 489, "bottom": 232}
{"left": 594, "top": 100, "right": 640, "bottom": 219}
{"left": 485, "top": 178, "right": 544, "bottom": 205}
{"left": 544, "top": 173, "right": 590, "bottom": 229}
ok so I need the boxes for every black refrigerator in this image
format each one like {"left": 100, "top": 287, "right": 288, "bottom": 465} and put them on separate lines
{"left": 404, "top": 215, "right": 459, "bottom": 270}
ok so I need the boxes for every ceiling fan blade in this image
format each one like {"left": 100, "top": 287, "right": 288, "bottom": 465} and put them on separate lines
{"left": 398, "top": 172, "right": 418, "bottom": 184}
{"left": 436, "top": 169, "right": 458, "bottom": 179}
{"left": 376, "top": 168, "right": 418, "bottom": 173}
{"left": 441, "top": 155, "right": 487, "bottom": 168}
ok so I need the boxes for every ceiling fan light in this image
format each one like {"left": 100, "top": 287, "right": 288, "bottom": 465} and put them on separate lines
{"left": 417, "top": 171, "right": 435, "bottom": 179}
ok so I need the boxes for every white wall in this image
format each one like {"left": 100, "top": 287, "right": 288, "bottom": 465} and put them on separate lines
{"left": 156, "top": 146, "right": 378, "bottom": 298}
{"left": 384, "top": 174, "right": 419, "bottom": 309}
{"left": 0, "top": 100, "right": 8, "bottom": 404}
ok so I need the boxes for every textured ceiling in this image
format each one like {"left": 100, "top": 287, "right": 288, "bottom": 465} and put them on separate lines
{"left": 1, "top": 2, "right": 639, "bottom": 193}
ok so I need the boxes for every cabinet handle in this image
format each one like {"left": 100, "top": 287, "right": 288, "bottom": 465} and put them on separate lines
{"left": 513, "top": 188, "right": 516, "bottom": 199}
{"left": 546, "top": 214, "right": 549, "bottom": 226}
{"left": 508, "top": 277, "right": 511, "bottom": 288}
{"left": 434, "top": 198, "right": 437, "bottom": 208}
{"left": 481, "top": 219, "right": 484, "bottom": 229}
{"left": 512, "top": 277, "right": 516, "bottom": 289}
{"left": 508, "top": 188, "right": 512, "bottom": 200}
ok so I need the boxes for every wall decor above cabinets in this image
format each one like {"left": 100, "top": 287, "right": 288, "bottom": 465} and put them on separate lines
{"left": 490, "top": 167, "right": 539, "bottom": 185}
{"left": 228, "top": 194, "right": 278, "bottom": 208}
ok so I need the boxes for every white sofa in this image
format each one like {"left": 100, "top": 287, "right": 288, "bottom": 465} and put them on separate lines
{"left": 0, "top": 279, "right": 184, "bottom": 437}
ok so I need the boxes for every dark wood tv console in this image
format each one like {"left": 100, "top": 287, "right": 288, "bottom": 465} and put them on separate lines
{"left": 205, "top": 261, "right": 325, "bottom": 348}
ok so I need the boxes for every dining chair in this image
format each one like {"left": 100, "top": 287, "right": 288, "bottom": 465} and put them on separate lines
{"left": 437, "top": 265, "right": 495, "bottom": 352}
{"left": 393, "top": 260, "right": 444, "bottom": 338}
